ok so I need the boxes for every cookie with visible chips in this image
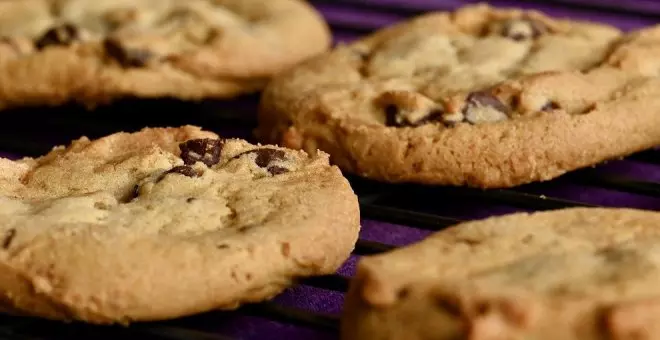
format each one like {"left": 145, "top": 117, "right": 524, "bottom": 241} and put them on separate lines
{"left": 342, "top": 208, "right": 660, "bottom": 340}
{"left": 257, "top": 3, "right": 660, "bottom": 188}
{"left": 0, "top": 125, "right": 359, "bottom": 324}
{"left": 0, "top": 0, "right": 330, "bottom": 110}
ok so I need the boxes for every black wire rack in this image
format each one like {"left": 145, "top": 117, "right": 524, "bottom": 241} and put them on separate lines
{"left": 0, "top": 0, "right": 659, "bottom": 339}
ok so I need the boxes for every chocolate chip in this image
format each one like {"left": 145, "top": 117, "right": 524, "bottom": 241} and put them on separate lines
{"left": 2, "top": 229, "right": 16, "bottom": 250}
{"left": 352, "top": 47, "right": 370, "bottom": 60}
{"left": 501, "top": 18, "right": 547, "bottom": 41}
{"left": 103, "top": 37, "right": 154, "bottom": 68}
{"left": 434, "top": 295, "right": 462, "bottom": 318}
{"left": 131, "top": 184, "right": 140, "bottom": 198}
{"left": 163, "top": 165, "right": 200, "bottom": 179}
{"left": 35, "top": 23, "right": 79, "bottom": 50}
{"left": 267, "top": 166, "right": 289, "bottom": 175}
{"left": 179, "top": 139, "right": 224, "bottom": 167}
{"left": 462, "top": 91, "right": 510, "bottom": 124}
{"left": 186, "top": 197, "right": 196, "bottom": 203}
{"left": 238, "top": 225, "right": 254, "bottom": 233}
{"left": 384, "top": 105, "right": 399, "bottom": 126}
{"left": 155, "top": 165, "right": 200, "bottom": 183}
{"left": 217, "top": 244, "right": 230, "bottom": 249}
{"left": 253, "top": 149, "right": 285, "bottom": 168}
{"left": 597, "top": 247, "right": 639, "bottom": 263}
{"left": 475, "top": 302, "right": 491, "bottom": 316}
{"left": 232, "top": 148, "right": 289, "bottom": 175}
{"left": 465, "top": 92, "right": 509, "bottom": 112}
{"left": 540, "top": 101, "right": 560, "bottom": 111}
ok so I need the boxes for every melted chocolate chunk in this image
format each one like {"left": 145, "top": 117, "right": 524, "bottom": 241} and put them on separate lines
{"left": 462, "top": 91, "right": 510, "bottom": 124}
{"left": 540, "top": 101, "right": 560, "bottom": 111}
{"left": 164, "top": 165, "right": 199, "bottom": 178}
{"left": 179, "top": 139, "right": 224, "bottom": 167}
{"left": 2, "top": 229, "right": 16, "bottom": 250}
{"left": 131, "top": 184, "right": 140, "bottom": 199}
{"left": 238, "top": 225, "right": 254, "bottom": 233}
{"left": 104, "top": 37, "right": 154, "bottom": 67}
{"left": 384, "top": 104, "right": 400, "bottom": 126}
{"left": 267, "top": 166, "right": 289, "bottom": 175}
{"left": 434, "top": 295, "right": 462, "bottom": 318}
{"left": 35, "top": 23, "right": 80, "bottom": 49}
{"left": 464, "top": 92, "right": 510, "bottom": 114}
{"left": 420, "top": 109, "right": 443, "bottom": 126}
{"left": 231, "top": 148, "right": 290, "bottom": 175}
{"left": 234, "top": 148, "right": 285, "bottom": 167}
{"left": 254, "top": 149, "right": 285, "bottom": 167}
{"left": 501, "top": 18, "right": 548, "bottom": 41}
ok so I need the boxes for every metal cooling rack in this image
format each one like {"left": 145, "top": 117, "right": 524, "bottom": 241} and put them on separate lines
{"left": 0, "top": 0, "right": 659, "bottom": 339}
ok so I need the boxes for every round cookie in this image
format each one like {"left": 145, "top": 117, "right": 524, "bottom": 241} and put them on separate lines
{"left": 343, "top": 208, "right": 660, "bottom": 340}
{"left": 258, "top": 4, "right": 660, "bottom": 188}
{"left": 0, "top": 0, "right": 330, "bottom": 110}
{"left": 0, "top": 126, "right": 360, "bottom": 324}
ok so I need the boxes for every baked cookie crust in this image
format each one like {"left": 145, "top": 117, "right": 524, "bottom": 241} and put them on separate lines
{"left": 258, "top": 4, "right": 660, "bottom": 188}
{"left": 0, "top": 126, "right": 359, "bottom": 324}
{"left": 0, "top": 0, "right": 331, "bottom": 109}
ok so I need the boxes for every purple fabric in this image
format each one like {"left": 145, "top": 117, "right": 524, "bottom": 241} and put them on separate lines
{"left": 548, "top": 0, "right": 660, "bottom": 15}
{"left": 2, "top": 1, "right": 660, "bottom": 339}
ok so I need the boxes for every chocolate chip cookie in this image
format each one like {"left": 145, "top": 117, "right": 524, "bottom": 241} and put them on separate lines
{"left": 0, "top": 126, "right": 359, "bottom": 323}
{"left": 342, "top": 208, "right": 660, "bottom": 340}
{"left": 258, "top": 4, "right": 660, "bottom": 188}
{"left": 0, "top": 0, "right": 330, "bottom": 110}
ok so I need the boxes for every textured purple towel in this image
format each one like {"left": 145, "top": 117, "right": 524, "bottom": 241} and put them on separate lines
{"left": 1, "top": 1, "right": 660, "bottom": 339}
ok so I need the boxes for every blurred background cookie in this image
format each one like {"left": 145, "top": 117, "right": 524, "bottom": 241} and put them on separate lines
{"left": 257, "top": 4, "right": 660, "bottom": 188}
{"left": 0, "top": 0, "right": 331, "bottom": 109}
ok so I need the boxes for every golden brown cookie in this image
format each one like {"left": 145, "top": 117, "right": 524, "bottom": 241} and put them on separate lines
{"left": 0, "top": 0, "right": 331, "bottom": 109}
{"left": 257, "top": 4, "right": 660, "bottom": 188}
{"left": 0, "top": 126, "right": 359, "bottom": 324}
{"left": 342, "top": 208, "right": 660, "bottom": 340}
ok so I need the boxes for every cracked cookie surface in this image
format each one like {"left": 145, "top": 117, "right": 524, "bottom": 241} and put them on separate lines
{"left": 342, "top": 208, "right": 660, "bottom": 340}
{"left": 258, "top": 3, "right": 660, "bottom": 188}
{"left": 0, "top": 125, "right": 359, "bottom": 324}
{"left": 0, "top": 0, "right": 330, "bottom": 109}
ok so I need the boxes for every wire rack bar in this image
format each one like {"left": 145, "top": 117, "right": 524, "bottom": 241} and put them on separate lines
{"left": 569, "top": 172, "right": 660, "bottom": 198}
{"left": 300, "top": 275, "right": 350, "bottom": 293}
{"left": 354, "top": 239, "right": 397, "bottom": 255}
{"left": 349, "top": 176, "right": 601, "bottom": 210}
{"left": 432, "top": 187, "right": 600, "bottom": 209}
{"left": 135, "top": 326, "right": 235, "bottom": 340}
{"left": 240, "top": 303, "right": 339, "bottom": 332}
{"left": 360, "top": 203, "right": 462, "bottom": 230}
{"left": 627, "top": 150, "right": 660, "bottom": 165}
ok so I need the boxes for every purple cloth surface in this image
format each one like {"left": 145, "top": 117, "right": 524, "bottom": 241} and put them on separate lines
{"left": 320, "top": 0, "right": 658, "bottom": 39}
{"left": 2, "top": 1, "right": 660, "bottom": 339}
